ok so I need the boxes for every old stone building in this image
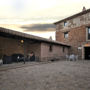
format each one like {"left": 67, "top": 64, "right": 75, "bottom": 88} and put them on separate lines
{"left": 0, "top": 27, "right": 70, "bottom": 62}
{"left": 54, "top": 8, "right": 90, "bottom": 60}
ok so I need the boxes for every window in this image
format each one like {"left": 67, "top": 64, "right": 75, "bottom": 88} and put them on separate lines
{"left": 49, "top": 45, "right": 53, "bottom": 52}
{"left": 62, "top": 47, "right": 65, "bottom": 53}
{"left": 64, "top": 32, "right": 68, "bottom": 39}
{"left": 87, "top": 27, "right": 90, "bottom": 40}
{"left": 64, "top": 21, "right": 67, "bottom": 26}
{"left": 0, "top": 49, "right": 3, "bottom": 59}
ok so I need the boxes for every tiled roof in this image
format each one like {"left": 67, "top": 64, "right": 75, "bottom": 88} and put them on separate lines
{"left": 0, "top": 27, "right": 70, "bottom": 47}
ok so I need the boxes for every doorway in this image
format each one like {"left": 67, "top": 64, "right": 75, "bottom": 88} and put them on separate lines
{"left": 0, "top": 49, "right": 3, "bottom": 59}
{"left": 84, "top": 47, "right": 90, "bottom": 60}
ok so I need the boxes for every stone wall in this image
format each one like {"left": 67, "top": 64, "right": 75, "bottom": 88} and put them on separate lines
{"left": 55, "top": 11, "right": 90, "bottom": 59}
{"left": 0, "top": 36, "right": 70, "bottom": 61}
{"left": 0, "top": 36, "right": 41, "bottom": 60}
{"left": 56, "top": 12, "right": 90, "bottom": 32}
{"left": 27, "top": 43, "right": 41, "bottom": 61}
{"left": 40, "top": 42, "right": 69, "bottom": 61}
{"left": 0, "top": 36, "right": 24, "bottom": 56}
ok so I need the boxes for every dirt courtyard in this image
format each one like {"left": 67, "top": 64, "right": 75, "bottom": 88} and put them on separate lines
{"left": 0, "top": 60, "right": 90, "bottom": 90}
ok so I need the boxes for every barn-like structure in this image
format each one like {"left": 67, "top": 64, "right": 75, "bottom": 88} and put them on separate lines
{"left": 0, "top": 27, "right": 70, "bottom": 63}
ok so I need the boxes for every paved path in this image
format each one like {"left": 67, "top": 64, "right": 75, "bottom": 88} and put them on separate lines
{"left": 0, "top": 60, "right": 90, "bottom": 90}
{"left": 0, "top": 61, "right": 51, "bottom": 71}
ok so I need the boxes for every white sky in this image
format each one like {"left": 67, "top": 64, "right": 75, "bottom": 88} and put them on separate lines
{"left": 0, "top": 0, "right": 90, "bottom": 24}
{"left": 0, "top": 0, "right": 90, "bottom": 40}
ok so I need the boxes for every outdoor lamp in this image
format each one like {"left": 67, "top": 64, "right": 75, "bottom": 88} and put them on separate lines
{"left": 21, "top": 40, "right": 24, "bottom": 43}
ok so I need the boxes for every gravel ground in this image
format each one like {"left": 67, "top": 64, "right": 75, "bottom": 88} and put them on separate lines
{"left": 0, "top": 60, "right": 90, "bottom": 90}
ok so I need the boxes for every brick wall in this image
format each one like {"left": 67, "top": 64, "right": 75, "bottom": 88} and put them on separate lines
{"left": 0, "top": 36, "right": 24, "bottom": 56}
{"left": 0, "top": 36, "right": 41, "bottom": 59}
{"left": 56, "top": 25, "right": 86, "bottom": 45}
{"left": 27, "top": 43, "right": 41, "bottom": 60}
{"left": 40, "top": 42, "right": 69, "bottom": 61}
{"left": 56, "top": 25, "right": 86, "bottom": 57}
{"left": 55, "top": 11, "right": 90, "bottom": 59}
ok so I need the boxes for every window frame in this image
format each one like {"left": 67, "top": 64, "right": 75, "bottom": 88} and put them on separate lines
{"left": 49, "top": 44, "right": 53, "bottom": 52}
{"left": 64, "top": 32, "right": 69, "bottom": 39}
{"left": 86, "top": 27, "right": 90, "bottom": 41}
{"left": 64, "top": 21, "right": 67, "bottom": 26}
{"left": 62, "top": 47, "right": 65, "bottom": 53}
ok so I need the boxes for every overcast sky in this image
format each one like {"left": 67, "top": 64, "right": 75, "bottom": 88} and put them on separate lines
{"left": 0, "top": 0, "right": 90, "bottom": 24}
{"left": 0, "top": 0, "right": 90, "bottom": 40}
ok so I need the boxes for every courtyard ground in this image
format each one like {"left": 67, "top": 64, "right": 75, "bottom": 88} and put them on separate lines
{"left": 0, "top": 60, "right": 90, "bottom": 90}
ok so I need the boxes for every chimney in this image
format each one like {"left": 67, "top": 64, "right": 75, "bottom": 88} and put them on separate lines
{"left": 49, "top": 36, "right": 52, "bottom": 40}
{"left": 82, "top": 6, "right": 86, "bottom": 11}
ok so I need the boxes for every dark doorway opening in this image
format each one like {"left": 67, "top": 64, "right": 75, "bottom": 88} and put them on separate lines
{"left": 84, "top": 47, "right": 90, "bottom": 60}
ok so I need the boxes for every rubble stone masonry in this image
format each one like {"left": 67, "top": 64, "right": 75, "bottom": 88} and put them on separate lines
{"left": 55, "top": 11, "right": 90, "bottom": 59}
